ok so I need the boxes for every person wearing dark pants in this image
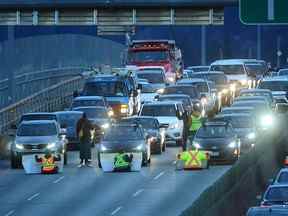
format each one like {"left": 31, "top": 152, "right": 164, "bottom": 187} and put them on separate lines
{"left": 76, "top": 113, "right": 93, "bottom": 167}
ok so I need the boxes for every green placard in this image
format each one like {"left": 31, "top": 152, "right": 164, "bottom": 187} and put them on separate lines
{"left": 240, "top": 0, "right": 288, "bottom": 24}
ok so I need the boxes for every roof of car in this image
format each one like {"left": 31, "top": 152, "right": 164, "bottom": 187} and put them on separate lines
{"left": 240, "top": 89, "right": 272, "bottom": 93}
{"left": 216, "top": 113, "right": 252, "bottom": 118}
{"left": 247, "top": 206, "right": 288, "bottom": 214}
{"left": 123, "top": 116, "right": 158, "bottom": 121}
{"left": 54, "top": 111, "right": 83, "bottom": 115}
{"left": 211, "top": 59, "right": 247, "bottom": 65}
{"left": 142, "top": 101, "right": 179, "bottom": 106}
{"left": 86, "top": 75, "right": 123, "bottom": 82}
{"left": 158, "top": 94, "right": 191, "bottom": 98}
{"left": 20, "top": 120, "right": 57, "bottom": 125}
{"left": 203, "top": 121, "right": 229, "bottom": 127}
{"left": 261, "top": 76, "right": 288, "bottom": 82}
{"left": 22, "top": 112, "right": 56, "bottom": 116}
{"left": 72, "top": 106, "right": 107, "bottom": 110}
{"left": 188, "top": 66, "right": 210, "bottom": 69}
{"left": 138, "top": 66, "right": 165, "bottom": 70}
{"left": 193, "top": 71, "right": 225, "bottom": 75}
{"left": 73, "top": 96, "right": 104, "bottom": 101}
{"left": 222, "top": 106, "right": 254, "bottom": 111}
{"left": 236, "top": 96, "right": 268, "bottom": 100}
{"left": 178, "top": 78, "right": 207, "bottom": 83}
{"left": 233, "top": 100, "right": 267, "bottom": 105}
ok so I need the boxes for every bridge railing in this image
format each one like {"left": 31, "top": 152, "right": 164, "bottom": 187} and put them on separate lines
{"left": 0, "top": 66, "right": 90, "bottom": 109}
{"left": 0, "top": 75, "right": 84, "bottom": 134}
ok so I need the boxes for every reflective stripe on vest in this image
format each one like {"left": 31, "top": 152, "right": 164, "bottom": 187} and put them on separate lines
{"left": 190, "top": 115, "right": 202, "bottom": 132}
{"left": 114, "top": 154, "right": 129, "bottom": 168}
{"left": 180, "top": 151, "right": 206, "bottom": 169}
{"left": 42, "top": 157, "right": 56, "bottom": 172}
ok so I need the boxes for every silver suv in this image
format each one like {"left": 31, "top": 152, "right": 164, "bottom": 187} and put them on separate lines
{"left": 10, "top": 120, "right": 68, "bottom": 168}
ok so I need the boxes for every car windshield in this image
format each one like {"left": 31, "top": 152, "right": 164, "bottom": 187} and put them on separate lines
{"left": 72, "top": 99, "right": 104, "bottom": 108}
{"left": 222, "top": 109, "right": 252, "bottom": 115}
{"left": 228, "top": 116, "right": 254, "bottom": 128}
{"left": 266, "top": 187, "right": 288, "bottom": 201}
{"left": 197, "top": 126, "right": 233, "bottom": 138}
{"left": 159, "top": 97, "right": 190, "bottom": 107}
{"left": 278, "top": 172, "right": 288, "bottom": 183}
{"left": 240, "top": 92, "right": 272, "bottom": 101}
{"left": 21, "top": 114, "right": 56, "bottom": 122}
{"left": 137, "top": 72, "right": 164, "bottom": 83}
{"left": 178, "top": 81, "right": 209, "bottom": 92}
{"left": 188, "top": 67, "right": 209, "bottom": 72}
{"left": 245, "top": 64, "right": 266, "bottom": 75}
{"left": 121, "top": 119, "right": 157, "bottom": 129}
{"left": 57, "top": 113, "right": 82, "bottom": 127}
{"left": 103, "top": 127, "right": 142, "bottom": 141}
{"left": 83, "top": 81, "right": 128, "bottom": 97}
{"left": 278, "top": 69, "right": 288, "bottom": 76}
{"left": 233, "top": 102, "right": 268, "bottom": 111}
{"left": 73, "top": 108, "right": 107, "bottom": 119}
{"left": 259, "top": 81, "right": 288, "bottom": 91}
{"left": 17, "top": 123, "right": 57, "bottom": 136}
{"left": 141, "top": 105, "right": 176, "bottom": 117}
{"left": 211, "top": 65, "right": 245, "bottom": 75}
{"left": 163, "top": 86, "right": 199, "bottom": 98}
{"left": 189, "top": 74, "right": 227, "bottom": 85}
{"left": 141, "top": 83, "right": 155, "bottom": 93}
{"left": 129, "top": 51, "right": 168, "bottom": 62}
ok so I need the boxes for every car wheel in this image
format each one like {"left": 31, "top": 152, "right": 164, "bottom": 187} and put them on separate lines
{"left": 11, "top": 152, "right": 22, "bottom": 169}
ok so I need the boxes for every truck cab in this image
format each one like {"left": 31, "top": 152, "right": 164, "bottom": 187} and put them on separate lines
{"left": 126, "top": 40, "right": 183, "bottom": 83}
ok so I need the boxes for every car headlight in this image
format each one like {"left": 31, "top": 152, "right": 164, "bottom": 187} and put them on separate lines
{"left": 222, "top": 89, "right": 228, "bottom": 94}
{"left": 169, "top": 123, "right": 179, "bottom": 129}
{"left": 100, "top": 145, "right": 108, "bottom": 151}
{"left": 135, "top": 144, "right": 144, "bottom": 151}
{"left": 120, "top": 104, "right": 129, "bottom": 114}
{"left": 260, "top": 115, "right": 273, "bottom": 127}
{"left": 201, "top": 97, "right": 208, "bottom": 105}
{"left": 192, "top": 141, "right": 201, "bottom": 149}
{"left": 157, "top": 88, "right": 165, "bottom": 94}
{"left": 47, "top": 143, "right": 56, "bottom": 149}
{"left": 228, "top": 141, "right": 236, "bottom": 148}
{"left": 15, "top": 143, "right": 24, "bottom": 150}
{"left": 247, "top": 132, "right": 256, "bottom": 140}
{"left": 240, "top": 80, "right": 247, "bottom": 86}
{"left": 107, "top": 110, "right": 114, "bottom": 117}
{"left": 101, "top": 123, "right": 110, "bottom": 129}
{"left": 230, "top": 84, "right": 236, "bottom": 92}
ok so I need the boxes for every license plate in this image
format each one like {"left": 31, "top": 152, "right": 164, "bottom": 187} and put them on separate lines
{"left": 211, "top": 152, "right": 220, "bottom": 156}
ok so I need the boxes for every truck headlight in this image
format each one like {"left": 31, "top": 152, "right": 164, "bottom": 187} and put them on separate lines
{"left": 247, "top": 132, "right": 256, "bottom": 140}
{"left": 193, "top": 141, "right": 201, "bottom": 149}
{"left": 47, "top": 143, "right": 56, "bottom": 149}
{"left": 16, "top": 143, "right": 24, "bottom": 150}
{"left": 120, "top": 104, "right": 129, "bottom": 114}
{"left": 101, "top": 123, "right": 110, "bottom": 129}
{"left": 228, "top": 141, "right": 236, "bottom": 148}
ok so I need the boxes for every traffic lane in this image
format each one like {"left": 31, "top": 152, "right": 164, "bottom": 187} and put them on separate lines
{"left": 0, "top": 147, "right": 180, "bottom": 216}
{"left": 115, "top": 165, "right": 231, "bottom": 216}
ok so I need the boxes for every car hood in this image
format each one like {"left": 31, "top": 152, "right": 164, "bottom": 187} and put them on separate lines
{"left": 227, "top": 74, "right": 247, "bottom": 81}
{"left": 271, "top": 91, "right": 287, "bottom": 97}
{"left": 195, "top": 137, "right": 234, "bottom": 148}
{"left": 141, "top": 93, "right": 157, "bottom": 103}
{"left": 154, "top": 116, "right": 178, "bottom": 125}
{"left": 105, "top": 97, "right": 129, "bottom": 105}
{"left": 101, "top": 140, "right": 144, "bottom": 151}
{"left": 15, "top": 136, "right": 58, "bottom": 144}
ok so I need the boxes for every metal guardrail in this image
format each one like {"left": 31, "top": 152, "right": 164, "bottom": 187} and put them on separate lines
{"left": 0, "top": 66, "right": 89, "bottom": 109}
{"left": 0, "top": 76, "right": 84, "bottom": 134}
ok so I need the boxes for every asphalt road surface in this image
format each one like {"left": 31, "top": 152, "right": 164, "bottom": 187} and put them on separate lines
{"left": 0, "top": 147, "right": 231, "bottom": 216}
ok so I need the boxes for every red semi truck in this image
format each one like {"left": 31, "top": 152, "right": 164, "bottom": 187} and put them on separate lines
{"left": 126, "top": 40, "right": 183, "bottom": 83}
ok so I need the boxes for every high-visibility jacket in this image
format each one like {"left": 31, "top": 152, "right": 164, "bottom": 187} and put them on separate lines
{"left": 190, "top": 115, "right": 202, "bottom": 132}
{"left": 179, "top": 150, "right": 207, "bottom": 169}
{"left": 42, "top": 157, "right": 57, "bottom": 172}
{"left": 114, "top": 154, "right": 130, "bottom": 169}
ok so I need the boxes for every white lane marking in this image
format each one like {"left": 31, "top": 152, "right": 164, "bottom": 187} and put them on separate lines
{"left": 111, "top": 206, "right": 122, "bottom": 215}
{"left": 153, "top": 171, "right": 165, "bottom": 180}
{"left": 132, "top": 189, "right": 144, "bottom": 197}
{"left": 27, "top": 193, "right": 40, "bottom": 201}
{"left": 4, "top": 210, "right": 15, "bottom": 216}
{"left": 53, "top": 176, "right": 65, "bottom": 184}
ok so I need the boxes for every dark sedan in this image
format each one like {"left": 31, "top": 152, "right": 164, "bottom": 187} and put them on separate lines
{"left": 192, "top": 121, "right": 240, "bottom": 163}
{"left": 261, "top": 185, "right": 288, "bottom": 207}
{"left": 55, "top": 111, "right": 83, "bottom": 150}
{"left": 120, "top": 117, "right": 166, "bottom": 154}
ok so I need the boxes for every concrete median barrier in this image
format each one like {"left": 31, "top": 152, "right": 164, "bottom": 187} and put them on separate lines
{"left": 181, "top": 124, "right": 286, "bottom": 216}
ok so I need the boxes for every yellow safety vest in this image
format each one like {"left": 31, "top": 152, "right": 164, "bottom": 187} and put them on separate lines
{"left": 42, "top": 157, "right": 56, "bottom": 172}
{"left": 190, "top": 115, "right": 202, "bottom": 132}
{"left": 180, "top": 150, "right": 207, "bottom": 169}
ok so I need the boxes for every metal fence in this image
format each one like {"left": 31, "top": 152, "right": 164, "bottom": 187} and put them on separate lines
{"left": 0, "top": 75, "right": 84, "bottom": 134}
{"left": 0, "top": 66, "right": 89, "bottom": 108}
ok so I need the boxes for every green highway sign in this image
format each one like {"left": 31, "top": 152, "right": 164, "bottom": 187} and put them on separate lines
{"left": 240, "top": 0, "right": 288, "bottom": 24}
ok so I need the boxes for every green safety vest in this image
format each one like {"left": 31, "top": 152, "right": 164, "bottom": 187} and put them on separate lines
{"left": 180, "top": 150, "right": 207, "bottom": 168}
{"left": 114, "top": 154, "right": 129, "bottom": 169}
{"left": 190, "top": 115, "right": 202, "bottom": 132}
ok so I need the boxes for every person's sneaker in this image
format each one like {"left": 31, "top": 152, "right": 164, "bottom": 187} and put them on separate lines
{"left": 78, "top": 162, "right": 85, "bottom": 168}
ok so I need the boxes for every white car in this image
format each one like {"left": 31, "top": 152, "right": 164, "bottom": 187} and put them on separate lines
{"left": 137, "top": 66, "right": 167, "bottom": 90}
{"left": 139, "top": 82, "right": 157, "bottom": 104}
{"left": 139, "top": 101, "right": 185, "bottom": 146}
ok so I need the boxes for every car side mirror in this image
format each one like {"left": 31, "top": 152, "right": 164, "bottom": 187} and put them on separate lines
{"left": 159, "top": 123, "right": 169, "bottom": 129}
{"left": 275, "top": 103, "right": 288, "bottom": 113}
